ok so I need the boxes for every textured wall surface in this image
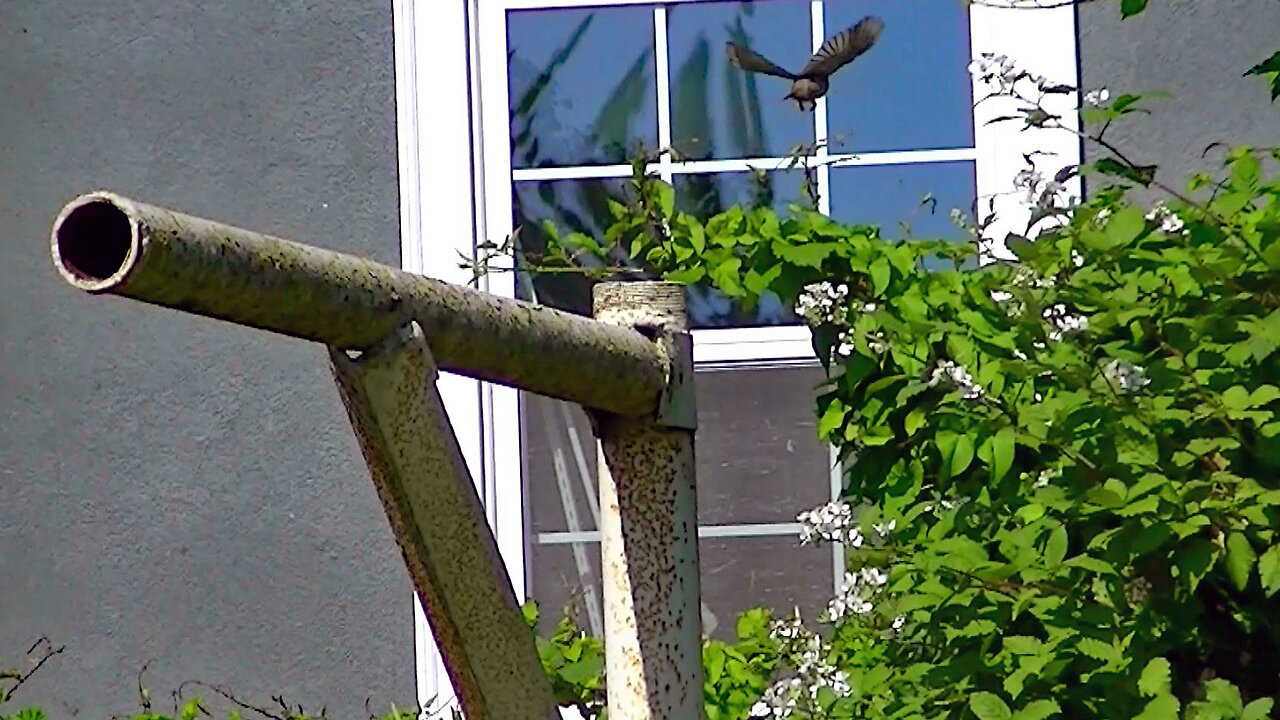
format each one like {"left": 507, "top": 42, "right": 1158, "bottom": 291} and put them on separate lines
{"left": 0, "top": 2, "right": 414, "bottom": 715}
{"left": 1078, "top": 0, "right": 1280, "bottom": 191}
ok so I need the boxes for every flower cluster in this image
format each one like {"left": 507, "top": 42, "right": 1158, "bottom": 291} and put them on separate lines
{"left": 927, "top": 360, "right": 986, "bottom": 401}
{"left": 794, "top": 282, "right": 848, "bottom": 325}
{"left": 825, "top": 567, "right": 889, "bottom": 622}
{"left": 1031, "top": 467, "right": 1061, "bottom": 489}
{"left": 1013, "top": 166, "right": 1071, "bottom": 215}
{"left": 1043, "top": 303, "right": 1089, "bottom": 340}
{"left": 1082, "top": 87, "right": 1110, "bottom": 107}
{"left": 1103, "top": 358, "right": 1151, "bottom": 393}
{"left": 798, "top": 500, "right": 860, "bottom": 546}
{"left": 751, "top": 611, "right": 850, "bottom": 719}
{"left": 1146, "top": 202, "right": 1186, "bottom": 234}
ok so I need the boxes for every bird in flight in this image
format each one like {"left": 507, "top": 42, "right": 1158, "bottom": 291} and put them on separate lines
{"left": 726, "top": 16, "right": 884, "bottom": 110}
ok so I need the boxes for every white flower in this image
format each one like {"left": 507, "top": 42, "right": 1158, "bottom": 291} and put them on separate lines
{"left": 1082, "top": 87, "right": 1110, "bottom": 107}
{"left": 758, "top": 611, "right": 852, "bottom": 717}
{"left": 891, "top": 615, "right": 906, "bottom": 631}
{"left": 825, "top": 567, "right": 890, "bottom": 622}
{"left": 1146, "top": 202, "right": 1186, "bottom": 234}
{"left": 1126, "top": 576, "right": 1152, "bottom": 606}
{"left": 798, "top": 500, "right": 861, "bottom": 547}
{"left": 872, "top": 519, "right": 896, "bottom": 543}
{"left": 794, "top": 281, "right": 849, "bottom": 325}
{"left": 1071, "top": 249, "right": 1085, "bottom": 268}
{"left": 1032, "top": 467, "right": 1060, "bottom": 489}
{"left": 866, "top": 330, "right": 889, "bottom": 354}
{"left": 1043, "top": 303, "right": 1089, "bottom": 340}
{"left": 1013, "top": 168, "right": 1045, "bottom": 203}
{"left": 969, "top": 53, "right": 1020, "bottom": 89}
{"left": 928, "top": 360, "right": 986, "bottom": 401}
{"left": 1103, "top": 358, "right": 1150, "bottom": 393}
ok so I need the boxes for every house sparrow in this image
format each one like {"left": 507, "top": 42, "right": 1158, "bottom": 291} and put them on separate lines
{"left": 726, "top": 16, "right": 884, "bottom": 110}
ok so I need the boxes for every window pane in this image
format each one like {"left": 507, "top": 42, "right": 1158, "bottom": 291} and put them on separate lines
{"left": 700, "top": 535, "right": 834, "bottom": 639}
{"left": 694, "top": 366, "right": 830, "bottom": 525}
{"left": 666, "top": 0, "right": 815, "bottom": 161}
{"left": 828, "top": 160, "right": 976, "bottom": 240}
{"left": 522, "top": 366, "right": 830, "bottom": 535}
{"left": 508, "top": 5, "right": 659, "bottom": 168}
{"left": 823, "top": 0, "right": 974, "bottom": 153}
{"left": 526, "top": 542, "right": 606, "bottom": 637}
{"left": 527, "top": 537, "right": 834, "bottom": 641}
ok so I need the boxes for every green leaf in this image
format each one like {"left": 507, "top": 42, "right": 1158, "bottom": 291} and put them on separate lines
{"left": 1173, "top": 539, "right": 1218, "bottom": 591}
{"left": 1120, "top": 0, "right": 1149, "bottom": 17}
{"left": 664, "top": 266, "right": 706, "bottom": 284}
{"left": 1135, "top": 694, "right": 1180, "bottom": 720}
{"left": 1226, "top": 533, "right": 1258, "bottom": 591}
{"left": 970, "top": 692, "right": 1013, "bottom": 720}
{"left": 938, "top": 432, "right": 975, "bottom": 479}
{"left": 1223, "top": 385, "right": 1252, "bottom": 410}
{"left": 1243, "top": 697, "right": 1275, "bottom": 720}
{"left": 559, "top": 656, "right": 604, "bottom": 685}
{"left": 1076, "top": 637, "right": 1120, "bottom": 664}
{"left": 1245, "top": 51, "right": 1280, "bottom": 102}
{"left": 1106, "top": 207, "right": 1147, "bottom": 246}
{"left": 819, "top": 398, "right": 847, "bottom": 439}
{"left": 520, "top": 601, "right": 539, "bottom": 629}
{"left": 1138, "top": 657, "right": 1171, "bottom": 697}
{"left": 1011, "top": 699, "right": 1060, "bottom": 720}
{"left": 1044, "top": 525, "right": 1068, "bottom": 567}
{"left": 869, "top": 257, "right": 892, "bottom": 296}
{"left": 990, "top": 428, "right": 1015, "bottom": 482}
{"left": 1259, "top": 545, "right": 1280, "bottom": 596}
{"left": 1204, "top": 679, "right": 1245, "bottom": 717}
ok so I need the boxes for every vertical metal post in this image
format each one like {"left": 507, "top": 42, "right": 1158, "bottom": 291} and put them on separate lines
{"left": 593, "top": 282, "right": 703, "bottom": 720}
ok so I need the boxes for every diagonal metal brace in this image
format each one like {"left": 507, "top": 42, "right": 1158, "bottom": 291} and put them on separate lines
{"left": 328, "top": 322, "right": 557, "bottom": 720}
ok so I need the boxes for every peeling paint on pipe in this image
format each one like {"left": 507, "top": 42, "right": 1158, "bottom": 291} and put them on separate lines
{"left": 50, "top": 191, "right": 667, "bottom": 416}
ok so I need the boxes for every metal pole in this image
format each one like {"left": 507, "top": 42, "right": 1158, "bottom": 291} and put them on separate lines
{"left": 330, "top": 322, "right": 557, "bottom": 720}
{"left": 50, "top": 191, "right": 666, "bottom": 416}
{"left": 593, "top": 282, "right": 703, "bottom": 720}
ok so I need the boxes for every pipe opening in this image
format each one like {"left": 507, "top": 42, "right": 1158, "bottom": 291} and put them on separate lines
{"left": 55, "top": 199, "right": 133, "bottom": 282}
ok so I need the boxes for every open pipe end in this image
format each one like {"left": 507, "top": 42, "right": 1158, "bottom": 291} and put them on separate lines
{"left": 51, "top": 192, "right": 140, "bottom": 292}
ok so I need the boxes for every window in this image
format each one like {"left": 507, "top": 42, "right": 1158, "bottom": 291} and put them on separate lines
{"left": 394, "top": 0, "right": 1080, "bottom": 711}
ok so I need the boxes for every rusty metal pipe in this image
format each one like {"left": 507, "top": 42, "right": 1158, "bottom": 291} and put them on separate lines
{"left": 51, "top": 191, "right": 667, "bottom": 416}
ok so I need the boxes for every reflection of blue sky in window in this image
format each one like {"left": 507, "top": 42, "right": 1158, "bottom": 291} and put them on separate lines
{"left": 507, "top": 6, "right": 658, "bottom": 168}
{"left": 666, "top": 0, "right": 814, "bottom": 160}
{"left": 823, "top": 0, "right": 974, "bottom": 153}
{"left": 829, "top": 161, "right": 976, "bottom": 240}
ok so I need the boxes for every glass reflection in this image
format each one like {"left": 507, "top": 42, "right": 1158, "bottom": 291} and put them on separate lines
{"left": 508, "top": 5, "right": 659, "bottom": 168}
{"left": 666, "top": 0, "right": 815, "bottom": 161}
{"left": 823, "top": 0, "right": 975, "bottom": 153}
{"left": 828, "top": 160, "right": 976, "bottom": 241}
{"left": 513, "top": 173, "right": 805, "bottom": 327}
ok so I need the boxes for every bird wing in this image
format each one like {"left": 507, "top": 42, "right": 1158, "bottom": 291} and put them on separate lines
{"left": 799, "top": 16, "right": 883, "bottom": 79}
{"left": 726, "top": 42, "right": 796, "bottom": 79}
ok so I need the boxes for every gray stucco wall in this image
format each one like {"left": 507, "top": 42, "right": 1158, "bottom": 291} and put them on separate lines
{"left": 1078, "top": 0, "right": 1280, "bottom": 191}
{"left": 0, "top": 2, "right": 414, "bottom": 716}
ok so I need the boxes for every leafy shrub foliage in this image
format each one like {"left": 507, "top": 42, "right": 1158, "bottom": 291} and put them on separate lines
{"left": 533, "top": 136, "right": 1280, "bottom": 719}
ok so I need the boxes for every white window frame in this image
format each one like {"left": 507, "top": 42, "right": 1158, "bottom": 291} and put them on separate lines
{"left": 393, "top": 0, "right": 1081, "bottom": 712}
